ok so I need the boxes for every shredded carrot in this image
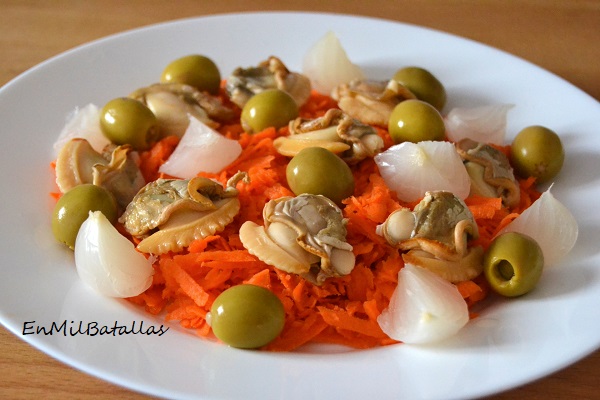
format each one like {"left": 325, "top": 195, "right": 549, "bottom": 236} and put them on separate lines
{"left": 456, "top": 277, "right": 488, "bottom": 308}
{"left": 243, "top": 268, "right": 272, "bottom": 289}
{"left": 138, "top": 135, "right": 180, "bottom": 182}
{"left": 465, "top": 177, "right": 540, "bottom": 251}
{"left": 265, "top": 313, "right": 329, "bottom": 351}
{"left": 163, "top": 259, "right": 211, "bottom": 308}
{"left": 465, "top": 195, "right": 503, "bottom": 220}
{"left": 318, "top": 306, "right": 388, "bottom": 339}
{"left": 106, "top": 90, "right": 541, "bottom": 351}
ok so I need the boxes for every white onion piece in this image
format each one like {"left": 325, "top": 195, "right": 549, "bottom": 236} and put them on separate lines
{"left": 374, "top": 141, "right": 470, "bottom": 202}
{"left": 377, "top": 263, "right": 469, "bottom": 344}
{"left": 302, "top": 31, "right": 365, "bottom": 95}
{"left": 498, "top": 187, "right": 578, "bottom": 266}
{"left": 75, "top": 211, "right": 154, "bottom": 298}
{"left": 159, "top": 116, "right": 242, "bottom": 178}
{"left": 53, "top": 103, "right": 110, "bottom": 157}
{"left": 444, "top": 104, "right": 514, "bottom": 145}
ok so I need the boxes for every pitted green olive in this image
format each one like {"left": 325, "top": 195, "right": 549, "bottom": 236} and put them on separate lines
{"left": 388, "top": 99, "right": 446, "bottom": 144}
{"left": 240, "top": 89, "right": 299, "bottom": 133}
{"left": 286, "top": 147, "right": 355, "bottom": 205}
{"left": 210, "top": 284, "right": 285, "bottom": 349}
{"left": 483, "top": 232, "right": 544, "bottom": 297}
{"left": 510, "top": 125, "right": 564, "bottom": 183}
{"left": 393, "top": 66, "right": 447, "bottom": 111}
{"left": 52, "top": 184, "right": 118, "bottom": 250}
{"left": 99, "top": 97, "right": 158, "bottom": 150}
{"left": 160, "top": 54, "right": 221, "bottom": 95}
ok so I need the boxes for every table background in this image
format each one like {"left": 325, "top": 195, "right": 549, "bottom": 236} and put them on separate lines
{"left": 1, "top": 1, "right": 599, "bottom": 399}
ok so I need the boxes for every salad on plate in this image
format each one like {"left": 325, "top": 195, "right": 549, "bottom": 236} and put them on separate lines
{"left": 49, "top": 31, "right": 578, "bottom": 351}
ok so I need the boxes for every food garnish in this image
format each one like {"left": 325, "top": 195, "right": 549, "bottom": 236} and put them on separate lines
{"left": 75, "top": 211, "right": 154, "bottom": 297}
{"left": 302, "top": 31, "right": 365, "bottom": 95}
{"left": 377, "top": 263, "right": 469, "bottom": 344}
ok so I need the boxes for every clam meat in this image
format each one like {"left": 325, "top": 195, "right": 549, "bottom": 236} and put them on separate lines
{"left": 377, "top": 191, "right": 483, "bottom": 282}
{"left": 225, "top": 56, "right": 312, "bottom": 108}
{"left": 331, "top": 78, "right": 416, "bottom": 126}
{"left": 456, "top": 139, "right": 520, "bottom": 208}
{"left": 55, "top": 138, "right": 145, "bottom": 210}
{"left": 130, "top": 83, "right": 235, "bottom": 138}
{"left": 239, "top": 194, "right": 355, "bottom": 285}
{"left": 273, "top": 108, "right": 384, "bottom": 164}
{"left": 120, "top": 171, "right": 248, "bottom": 254}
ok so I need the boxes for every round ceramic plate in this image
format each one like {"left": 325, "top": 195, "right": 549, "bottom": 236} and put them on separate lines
{"left": 1, "top": 12, "right": 599, "bottom": 400}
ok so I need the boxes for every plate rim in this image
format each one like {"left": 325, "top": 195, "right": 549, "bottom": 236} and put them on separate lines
{"left": 1, "top": 11, "right": 599, "bottom": 400}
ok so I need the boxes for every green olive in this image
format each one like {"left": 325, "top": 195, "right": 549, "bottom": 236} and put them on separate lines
{"left": 99, "top": 97, "right": 158, "bottom": 150}
{"left": 388, "top": 99, "right": 446, "bottom": 144}
{"left": 286, "top": 147, "right": 355, "bottom": 205}
{"left": 393, "top": 66, "right": 447, "bottom": 111}
{"left": 52, "top": 184, "right": 118, "bottom": 250}
{"left": 483, "top": 232, "right": 544, "bottom": 297}
{"left": 510, "top": 125, "right": 564, "bottom": 183}
{"left": 210, "top": 284, "right": 285, "bottom": 349}
{"left": 160, "top": 54, "right": 221, "bottom": 95}
{"left": 240, "top": 89, "right": 299, "bottom": 133}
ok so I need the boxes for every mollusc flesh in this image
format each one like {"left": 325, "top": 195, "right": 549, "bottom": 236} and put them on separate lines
{"left": 120, "top": 171, "right": 248, "bottom": 254}
{"left": 377, "top": 191, "right": 483, "bottom": 282}
{"left": 273, "top": 108, "right": 384, "bottom": 164}
{"left": 239, "top": 194, "right": 355, "bottom": 285}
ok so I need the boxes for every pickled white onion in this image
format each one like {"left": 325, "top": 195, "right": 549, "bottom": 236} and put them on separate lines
{"left": 374, "top": 141, "right": 470, "bottom": 202}
{"left": 445, "top": 104, "right": 514, "bottom": 145}
{"left": 53, "top": 103, "right": 110, "bottom": 157}
{"left": 498, "top": 187, "right": 578, "bottom": 266}
{"left": 302, "top": 31, "right": 365, "bottom": 95}
{"left": 159, "top": 116, "right": 242, "bottom": 179}
{"left": 75, "top": 211, "right": 154, "bottom": 298}
{"left": 377, "top": 264, "right": 469, "bottom": 344}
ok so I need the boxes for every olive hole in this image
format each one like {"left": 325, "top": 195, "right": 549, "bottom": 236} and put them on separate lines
{"left": 496, "top": 260, "right": 515, "bottom": 281}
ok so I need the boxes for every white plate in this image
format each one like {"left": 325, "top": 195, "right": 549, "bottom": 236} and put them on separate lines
{"left": 1, "top": 12, "right": 599, "bottom": 400}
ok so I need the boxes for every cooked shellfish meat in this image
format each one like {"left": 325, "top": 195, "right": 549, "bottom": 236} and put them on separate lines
{"left": 408, "top": 191, "right": 478, "bottom": 255}
{"left": 378, "top": 191, "right": 483, "bottom": 282}
{"left": 331, "top": 78, "right": 416, "bottom": 126}
{"left": 456, "top": 138, "right": 520, "bottom": 208}
{"left": 130, "top": 83, "right": 235, "bottom": 138}
{"left": 239, "top": 194, "right": 355, "bottom": 284}
{"left": 119, "top": 171, "right": 248, "bottom": 254}
{"left": 55, "top": 138, "right": 145, "bottom": 210}
{"left": 225, "top": 56, "right": 312, "bottom": 108}
{"left": 273, "top": 108, "right": 384, "bottom": 163}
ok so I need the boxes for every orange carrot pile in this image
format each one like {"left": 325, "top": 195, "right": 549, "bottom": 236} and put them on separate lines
{"left": 125, "top": 90, "right": 541, "bottom": 351}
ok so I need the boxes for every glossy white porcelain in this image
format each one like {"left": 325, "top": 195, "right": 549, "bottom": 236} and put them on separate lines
{"left": 1, "top": 12, "right": 599, "bottom": 400}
